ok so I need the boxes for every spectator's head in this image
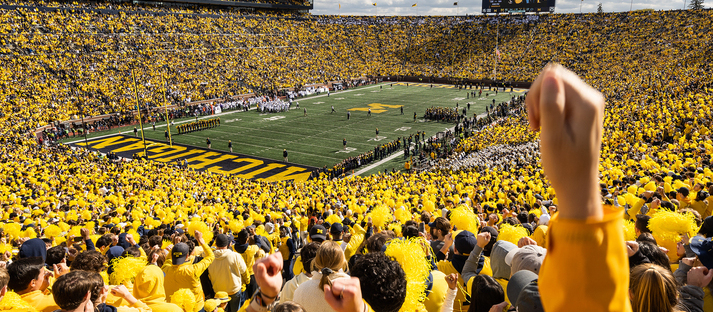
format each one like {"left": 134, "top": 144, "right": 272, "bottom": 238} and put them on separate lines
{"left": 148, "top": 235, "right": 163, "bottom": 248}
{"left": 45, "top": 245, "right": 67, "bottom": 267}
{"left": 237, "top": 229, "right": 250, "bottom": 245}
{"left": 312, "top": 241, "right": 347, "bottom": 290}
{"left": 506, "top": 270, "right": 542, "bottom": 312}
{"left": 537, "top": 214, "right": 550, "bottom": 226}
{"left": 478, "top": 226, "right": 499, "bottom": 256}
{"left": 429, "top": 217, "right": 450, "bottom": 239}
{"left": 7, "top": 257, "right": 47, "bottom": 294}
{"left": 274, "top": 302, "right": 307, "bottom": 312}
{"left": 676, "top": 187, "right": 690, "bottom": 201}
{"left": 467, "top": 275, "right": 505, "bottom": 312}
{"left": 490, "top": 240, "right": 516, "bottom": 280}
{"left": 122, "top": 246, "right": 141, "bottom": 258}
{"left": 453, "top": 230, "right": 477, "bottom": 255}
{"left": 95, "top": 235, "right": 113, "bottom": 252}
{"left": 171, "top": 243, "right": 190, "bottom": 265}
{"left": 402, "top": 225, "right": 419, "bottom": 239}
{"left": 330, "top": 223, "right": 344, "bottom": 240}
{"left": 53, "top": 270, "right": 104, "bottom": 311}
{"left": 350, "top": 252, "right": 407, "bottom": 312}
{"left": 147, "top": 249, "right": 166, "bottom": 267}
{"left": 204, "top": 299, "right": 220, "bottom": 312}
{"left": 18, "top": 238, "right": 47, "bottom": 262}
{"left": 634, "top": 215, "right": 652, "bottom": 237}
{"left": 365, "top": 232, "right": 392, "bottom": 253}
{"left": 300, "top": 242, "right": 320, "bottom": 274}
{"left": 690, "top": 235, "right": 713, "bottom": 269}
{"left": 629, "top": 264, "right": 677, "bottom": 312}
{"left": 309, "top": 225, "right": 327, "bottom": 243}
{"left": 506, "top": 245, "right": 547, "bottom": 277}
{"left": 635, "top": 232, "right": 657, "bottom": 245}
{"left": 637, "top": 242, "right": 671, "bottom": 272}
{"left": 70, "top": 250, "right": 107, "bottom": 273}
{"left": 516, "top": 212, "right": 529, "bottom": 225}
{"left": 279, "top": 226, "right": 290, "bottom": 238}
{"left": 215, "top": 234, "right": 230, "bottom": 249}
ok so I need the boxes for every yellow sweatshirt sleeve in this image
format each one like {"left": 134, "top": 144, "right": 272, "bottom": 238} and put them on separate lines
{"left": 138, "top": 245, "right": 147, "bottom": 261}
{"left": 193, "top": 241, "right": 215, "bottom": 277}
{"left": 539, "top": 206, "right": 632, "bottom": 312}
{"left": 626, "top": 198, "right": 645, "bottom": 221}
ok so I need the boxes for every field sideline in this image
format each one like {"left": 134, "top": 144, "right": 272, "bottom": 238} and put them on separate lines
{"left": 69, "top": 82, "right": 525, "bottom": 175}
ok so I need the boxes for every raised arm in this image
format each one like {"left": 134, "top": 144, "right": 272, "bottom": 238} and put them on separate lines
{"left": 528, "top": 64, "right": 630, "bottom": 312}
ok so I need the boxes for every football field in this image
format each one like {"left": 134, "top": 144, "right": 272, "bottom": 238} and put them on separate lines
{"left": 71, "top": 82, "right": 525, "bottom": 176}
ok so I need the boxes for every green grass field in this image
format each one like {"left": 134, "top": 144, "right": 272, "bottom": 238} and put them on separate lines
{"left": 68, "top": 83, "right": 524, "bottom": 176}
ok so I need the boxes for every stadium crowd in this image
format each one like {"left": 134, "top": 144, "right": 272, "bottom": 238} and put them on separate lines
{"left": 0, "top": 3, "right": 711, "bottom": 312}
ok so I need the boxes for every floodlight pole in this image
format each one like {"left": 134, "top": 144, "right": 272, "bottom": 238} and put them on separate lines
{"left": 131, "top": 68, "right": 149, "bottom": 159}
{"left": 80, "top": 110, "right": 88, "bottom": 146}
{"left": 162, "top": 74, "right": 172, "bottom": 146}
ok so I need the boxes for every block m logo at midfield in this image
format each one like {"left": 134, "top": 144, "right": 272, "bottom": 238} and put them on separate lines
{"left": 348, "top": 103, "right": 403, "bottom": 113}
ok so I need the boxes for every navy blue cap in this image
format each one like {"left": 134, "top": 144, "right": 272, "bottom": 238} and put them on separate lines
{"left": 454, "top": 231, "right": 477, "bottom": 255}
{"left": 691, "top": 235, "right": 713, "bottom": 269}
{"left": 330, "top": 223, "right": 344, "bottom": 234}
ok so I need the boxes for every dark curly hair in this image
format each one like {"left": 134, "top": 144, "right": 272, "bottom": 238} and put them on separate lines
{"left": 70, "top": 250, "right": 107, "bottom": 272}
{"left": 350, "top": 252, "right": 406, "bottom": 312}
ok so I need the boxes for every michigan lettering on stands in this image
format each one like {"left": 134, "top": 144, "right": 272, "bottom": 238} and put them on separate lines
{"left": 71, "top": 135, "right": 317, "bottom": 182}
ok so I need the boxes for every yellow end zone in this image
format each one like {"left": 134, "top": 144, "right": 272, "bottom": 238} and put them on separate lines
{"left": 72, "top": 135, "right": 317, "bottom": 182}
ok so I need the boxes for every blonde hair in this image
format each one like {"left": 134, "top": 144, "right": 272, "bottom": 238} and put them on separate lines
{"left": 311, "top": 241, "right": 347, "bottom": 290}
{"left": 630, "top": 264, "right": 678, "bottom": 312}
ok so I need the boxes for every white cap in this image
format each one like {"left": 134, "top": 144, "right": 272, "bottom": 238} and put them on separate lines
{"left": 539, "top": 214, "right": 550, "bottom": 226}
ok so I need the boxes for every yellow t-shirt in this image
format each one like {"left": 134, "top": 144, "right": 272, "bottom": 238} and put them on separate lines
{"left": 238, "top": 245, "right": 265, "bottom": 276}
{"left": 436, "top": 261, "right": 470, "bottom": 312}
{"left": 423, "top": 270, "right": 449, "bottom": 312}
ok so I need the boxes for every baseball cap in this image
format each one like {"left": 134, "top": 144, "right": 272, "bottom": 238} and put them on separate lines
{"left": 265, "top": 223, "right": 275, "bottom": 234}
{"left": 214, "top": 291, "right": 230, "bottom": 302}
{"left": 171, "top": 243, "right": 190, "bottom": 265}
{"left": 454, "top": 231, "right": 477, "bottom": 255}
{"left": 505, "top": 245, "right": 547, "bottom": 277}
{"left": 215, "top": 234, "right": 230, "bottom": 248}
{"left": 204, "top": 299, "right": 220, "bottom": 312}
{"left": 490, "top": 240, "right": 517, "bottom": 280}
{"left": 330, "top": 223, "right": 344, "bottom": 235}
{"left": 538, "top": 214, "right": 550, "bottom": 226}
{"left": 678, "top": 187, "right": 690, "bottom": 197}
{"left": 507, "top": 270, "right": 543, "bottom": 312}
{"left": 691, "top": 235, "right": 713, "bottom": 269}
{"left": 310, "top": 225, "right": 327, "bottom": 242}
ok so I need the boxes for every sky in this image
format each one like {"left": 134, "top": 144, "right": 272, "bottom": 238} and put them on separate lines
{"left": 310, "top": 0, "right": 697, "bottom": 15}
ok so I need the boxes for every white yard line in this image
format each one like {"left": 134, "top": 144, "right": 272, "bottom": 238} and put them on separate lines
{"left": 64, "top": 83, "right": 392, "bottom": 145}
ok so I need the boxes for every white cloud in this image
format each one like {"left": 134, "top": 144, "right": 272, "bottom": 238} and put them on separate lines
{"left": 311, "top": 0, "right": 694, "bottom": 15}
